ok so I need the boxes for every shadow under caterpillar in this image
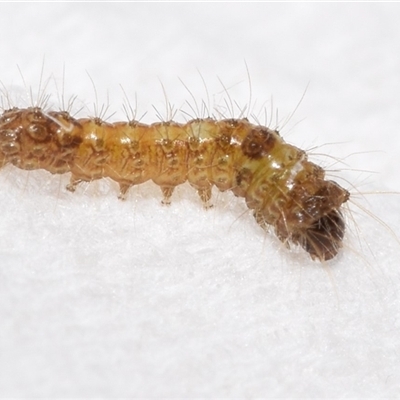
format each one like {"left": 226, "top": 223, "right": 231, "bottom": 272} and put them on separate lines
{"left": 0, "top": 107, "right": 350, "bottom": 261}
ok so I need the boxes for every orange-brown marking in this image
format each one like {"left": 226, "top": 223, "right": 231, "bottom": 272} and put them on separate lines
{"left": 0, "top": 107, "right": 350, "bottom": 261}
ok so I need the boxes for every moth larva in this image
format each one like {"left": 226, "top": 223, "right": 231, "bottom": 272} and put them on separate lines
{"left": 0, "top": 104, "right": 350, "bottom": 261}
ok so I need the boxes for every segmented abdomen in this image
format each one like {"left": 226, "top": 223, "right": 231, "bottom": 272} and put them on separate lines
{"left": 0, "top": 107, "right": 350, "bottom": 261}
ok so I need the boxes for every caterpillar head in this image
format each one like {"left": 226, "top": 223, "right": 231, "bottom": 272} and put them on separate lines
{"left": 277, "top": 179, "right": 350, "bottom": 261}
{"left": 297, "top": 208, "right": 347, "bottom": 261}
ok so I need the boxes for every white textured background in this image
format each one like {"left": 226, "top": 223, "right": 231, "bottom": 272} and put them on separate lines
{"left": 0, "top": 3, "right": 400, "bottom": 398}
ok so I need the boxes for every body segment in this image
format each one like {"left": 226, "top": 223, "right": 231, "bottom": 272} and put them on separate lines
{"left": 0, "top": 107, "right": 350, "bottom": 261}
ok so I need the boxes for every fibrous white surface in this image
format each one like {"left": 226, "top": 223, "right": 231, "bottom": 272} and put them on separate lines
{"left": 1, "top": 3, "right": 400, "bottom": 397}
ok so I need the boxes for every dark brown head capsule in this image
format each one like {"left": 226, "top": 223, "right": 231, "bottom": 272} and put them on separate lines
{"left": 297, "top": 209, "right": 347, "bottom": 261}
{"left": 291, "top": 181, "right": 350, "bottom": 261}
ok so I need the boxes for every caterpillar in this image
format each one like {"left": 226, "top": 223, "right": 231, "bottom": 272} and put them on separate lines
{"left": 0, "top": 103, "right": 350, "bottom": 262}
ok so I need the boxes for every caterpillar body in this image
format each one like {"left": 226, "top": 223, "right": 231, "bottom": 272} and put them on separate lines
{"left": 0, "top": 106, "right": 350, "bottom": 261}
